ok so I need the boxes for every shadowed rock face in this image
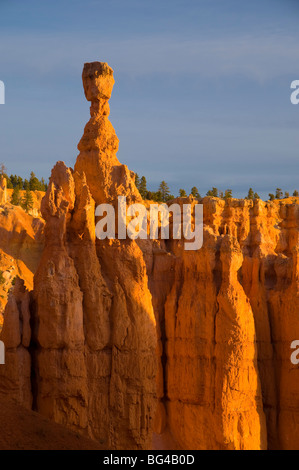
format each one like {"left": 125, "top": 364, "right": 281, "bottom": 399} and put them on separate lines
{"left": 0, "top": 278, "right": 32, "bottom": 409}
{"left": 1, "top": 62, "right": 299, "bottom": 450}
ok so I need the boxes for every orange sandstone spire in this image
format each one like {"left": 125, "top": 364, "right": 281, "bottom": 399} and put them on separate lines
{"left": 75, "top": 62, "right": 141, "bottom": 205}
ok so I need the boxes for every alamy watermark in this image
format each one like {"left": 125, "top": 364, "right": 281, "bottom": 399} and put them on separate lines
{"left": 290, "top": 80, "right": 299, "bottom": 105}
{"left": 0, "top": 340, "right": 4, "bottom": 364}
{"left": 0, "top": 81, "right": 5, "bottom": 104}
{"left": 290, "top": 340, "right": 299, "bottom": 365}
{"left": 95, "top": 196, "right": 203, "bottom": 251}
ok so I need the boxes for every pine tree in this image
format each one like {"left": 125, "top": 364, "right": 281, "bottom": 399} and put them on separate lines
{"left": 4, "top": 175, "right": 13, "bottom": 189}
{"left": 146, "top": 191, "right": 153, "bottom": 200}
{"left": 159, "top": 181, "right": 171, "bottom": 202}
{"left": 138, "top": 176, "right": 147, "bottom": 199}
{"left": 268, "top": 193, "right": 275, "bottom": 201}
{"left": 206, "top": 187, "right": 218, "bottom": 197}
{"left": 179, "top": 189, "right": 187, "bottom": 197}
{"left": 152, "top": 191, "right": 162, "bottom": 202}
{"left": 9, "top": 175, "right": 23, "bottom": 189}
{"left": 293, "top": 190, "right": 299, "bottom": 197}
{"left": 39, "top": 177, "right": 47, "bottom": 191}
{"left": 135, "top": 173, "right": 140, "bottom": 190}
{"left": 284, "top": 191, "right": 290, "bottom": 198}
{"left": 11, "top": 186, "right": 21, "bottom": 206}
{"left": 247, "top": 188, "right": 254, "bottom": 200}
{"left": 224, "top": 189, "right": 232, "bottom": 199}
{"left": 191, "top": 186, "right": 200, "bottom": 199}
{"left": 275, "top": 188, "right": 283, "bottom": 199}
{"left": 22, "top": 188, "right": 34, "bottom": 213}
{"left": 29, "top": 171, "right": 40, "bottom": 191}
{"left": 9, "top": 174, "right": 16, "bottom": 187}
{"left": 254, "top": 192, "right": 260, "bottom": 199}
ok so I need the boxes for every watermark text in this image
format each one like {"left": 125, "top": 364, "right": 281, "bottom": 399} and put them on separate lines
{"left": 0, "top": 81, "right": 4, "bottom": 104}
{"left": 0, "top": 340, "right": 4, "bottom": 364}
{"left": 95, "top": 196, "right": 203, "bottom": 251}
{"left": 290, "top": 80, "right": 299, "bottom": 105}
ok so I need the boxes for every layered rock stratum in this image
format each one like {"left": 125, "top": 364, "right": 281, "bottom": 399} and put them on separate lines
{"left": 0, "top": 62, "right": 298, "bottom": 450}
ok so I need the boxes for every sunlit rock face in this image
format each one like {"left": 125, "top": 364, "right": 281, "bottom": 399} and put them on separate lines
{"left": 0, "top": 176, "right": 7, "bottom": 205}
{"left": 0, "top": 62, "right": 157, "bottom": 450}
{"left": 1, "top": 62, "right": 299, "bottom": 450}
{"left": 75, "top": 61, "right": 140, "bottom": 207}
{"left": 151, "top": 197, "right": 299, "bottom": 450}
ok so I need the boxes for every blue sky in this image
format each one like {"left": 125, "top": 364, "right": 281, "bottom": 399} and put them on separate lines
{"left": 0, "top": 0, "right": 298, "bottom": 199}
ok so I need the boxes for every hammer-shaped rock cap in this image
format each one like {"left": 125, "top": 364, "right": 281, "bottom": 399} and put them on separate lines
{"left": 82, "top": 62, "right": 115, "bottom": 101}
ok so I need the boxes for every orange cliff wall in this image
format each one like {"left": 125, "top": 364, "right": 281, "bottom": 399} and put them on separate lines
{"left": 149, "top": 197, "right": 299, "bottom": 450}
{"left": 0, "top": 204, "right": 44, "bottom": 322}
{"left": 0, "top": 62, "right": 157, "bottom": 451}
{"left": 0, "top": 62, "right": 299, "bottom": 450}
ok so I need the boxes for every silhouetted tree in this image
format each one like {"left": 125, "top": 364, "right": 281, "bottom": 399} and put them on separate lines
{"left": 191, "top": 186, "right": 200, "bottom": 199}
{"left": 159, "top": 181, "right": 171, "bottom": 202}
{"left": 268, "top": 193, "right": 275, "bottom": 201}
{"left": 224, "top": 189, "right": 232, "bottom": 199}
{"left": 179, "top": 189, "right": 187, "bottom": 197}
{"left": 275, "top": 188, "right": 283, "bottom": 199}
{"left": 139, "top": 176, "right": 147, "bottom": 199}
{"left": 246, "top": 188, "right": 254, "bottom": 200}
{"left": 135, "top": 173, "right": 140, "bottom": 189}
{"left": 206, "top": 187, "right": 218, "bottom": 197}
